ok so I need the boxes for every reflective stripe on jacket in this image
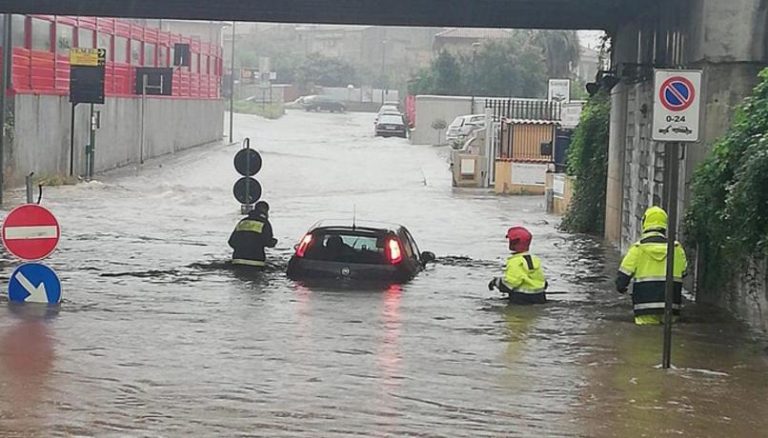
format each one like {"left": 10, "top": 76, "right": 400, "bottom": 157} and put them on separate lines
{"left": 228, "top": 214, "right": 276, "bottom": 266}
{"left": 501, "top": 252, "right": 547, "bottom": 295}
{"left": 616, "top": 231, "right": 687, "bottom": 317}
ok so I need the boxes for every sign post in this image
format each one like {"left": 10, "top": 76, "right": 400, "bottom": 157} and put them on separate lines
{"left": 652, "top": 69, "right": 702, "bottom": 369}
{"left": 2, "top": 204, "right": 63, "bottom": 304}
{"left": 69, "top": 48, "right": 106, "bottom": 177}
{"left": 233, "top": 138, "right": 263, "bottom": 213}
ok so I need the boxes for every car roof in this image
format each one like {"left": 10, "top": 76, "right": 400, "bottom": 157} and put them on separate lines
{"left": 308, "top": 219, "right": 405, "bottom": 233}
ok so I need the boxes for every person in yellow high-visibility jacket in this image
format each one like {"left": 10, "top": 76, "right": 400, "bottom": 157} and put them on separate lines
{"left": 488, "top": 226, "right": 548, "bottom": 304}
{"left": 616, "top": 206, "right": 687, "bottom": 325}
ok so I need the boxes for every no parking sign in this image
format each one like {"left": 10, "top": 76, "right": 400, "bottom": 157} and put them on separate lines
{"left": 652, "top": 69, "right": 702, "bottom": 142}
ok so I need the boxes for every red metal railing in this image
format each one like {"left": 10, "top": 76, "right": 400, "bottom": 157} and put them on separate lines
{"left": 3, "top": 15, "right": 222, "bottom": 99}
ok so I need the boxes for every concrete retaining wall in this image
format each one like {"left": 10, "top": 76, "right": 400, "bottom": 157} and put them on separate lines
{"left": 712, "top": 258, "right": 768, "bottom": 335}
{"left": 6, "top": 95, "right": 224, "bottom": 185}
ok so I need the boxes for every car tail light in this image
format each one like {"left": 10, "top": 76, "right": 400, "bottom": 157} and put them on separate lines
{"left": 296, "top": 234, "right": 313, "bottom": 257}
{"left": 387, "top": 238, "right": 403, "bottom": 265}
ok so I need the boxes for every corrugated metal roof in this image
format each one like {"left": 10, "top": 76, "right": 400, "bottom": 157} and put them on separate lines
{"left": 503, "top": 118, "right": 560, "bottom": 125}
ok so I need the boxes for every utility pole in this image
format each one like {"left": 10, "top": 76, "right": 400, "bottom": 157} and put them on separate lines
{"left": 0, "top": 14, "right": 12, "bottom": 205}
{"left": 471, "top": 42, "right": 480, "bottom": 113}
{"left": 381, "top": 39, "right": 387, "bottom": 104}
{"left": 229, "top": 21, "right": 236, "bottom": 144}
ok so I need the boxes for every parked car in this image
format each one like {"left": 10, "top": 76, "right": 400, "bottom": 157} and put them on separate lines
{"left": 446, "top": 114, "right": 486, "bottom": 144}
{"left": 383, "top": 101, "right": 401, "bottom": 111}
{"left": 302, "top": 95, "right": 346, "bottom": 112}
{"left": 285, "top": 96, "right": 307, "bottom": 109}
{"left": 287, "top": 220, "right": 435, "bottom": 283}
{"left": 374, "top": 104, "right": 401, "bottom": 123}
{"left": 375, "top": 113, "right": 408, "bottom": 138}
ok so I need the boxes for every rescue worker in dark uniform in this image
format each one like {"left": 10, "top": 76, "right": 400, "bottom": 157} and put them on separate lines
{"left": 488, "top": 226, "right": 548, "bottom": 304}
{"left": 228, "top": 201, "right": 277, "bottom": 268}
{"left": 615, "top": 206, "right": 687, "bottom": 325}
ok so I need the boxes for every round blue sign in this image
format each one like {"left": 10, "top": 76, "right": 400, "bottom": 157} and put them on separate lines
{"left": 8, "top": 263, "right": 62, "bottom": 304}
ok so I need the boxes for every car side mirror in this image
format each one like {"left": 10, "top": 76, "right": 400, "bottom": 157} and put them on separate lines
{"left": 421, "top": 251, "right": 436, "bottom": 264}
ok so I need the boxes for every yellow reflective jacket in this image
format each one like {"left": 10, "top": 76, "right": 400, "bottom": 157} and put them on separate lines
{"left": 616, "top": 231, "right": 687, "bottom": 317}
{"left": 501, "top": 252, "right": 547, "bottom": 294}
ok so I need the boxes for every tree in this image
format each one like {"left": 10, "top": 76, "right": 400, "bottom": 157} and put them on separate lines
{"left": 432, "top": 50, "right": 462, "bottom": 94}
{"left": 407, "top": 37, "right": 550, "bottom": 98}
{"left": 295, "top": 53, "right": 359, "bottom": 92}
{"left": 528, "top": 30, "right": 581, "bottom": 79}
{"left": 561, "top": 90, "right": 611, "bottom": 234}
{"left": 431, "top": 119, "right": 447, "bottom": 145}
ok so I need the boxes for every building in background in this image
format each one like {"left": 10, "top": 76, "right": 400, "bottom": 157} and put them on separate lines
{"left": 433, "top": 28, "right": 515, "bottom": 55}
{"left": 0, "top": 14, "right": 224, "bottom": 186}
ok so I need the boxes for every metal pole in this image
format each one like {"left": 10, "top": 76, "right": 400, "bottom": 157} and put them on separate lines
{"left": 140, "top": 75, "right": 147, "bottom": 165}
{"left": 88, "top": 103, "right": 95, "bottom": 179}
{"left": 229, "top": 21, "right": 235, "bottom": 143}
{"left": 0, "top": 14, "right": 12, "bottom": 205}
{"left": 244, "top": 138, "right": 250, "bottom": 211}
{"left": 381, "top": 40, "right": 386, "bottom": 105}
{"left": 662, "top": 141, "right": 679, "bottom": 369}
{"left": 25, "top": 173, "right": 33, "bottom": 204}
{"left": 69, "top": 102, "right": 77, "bottom": 176}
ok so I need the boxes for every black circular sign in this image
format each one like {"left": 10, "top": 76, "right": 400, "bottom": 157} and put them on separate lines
{"left": 234, "top": 148, "right": 263, "bottom": 176}
{"left": 233, "top": 177, "right": 262, "bottom": 204}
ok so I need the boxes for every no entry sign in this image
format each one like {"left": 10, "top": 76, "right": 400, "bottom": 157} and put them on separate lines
{"left": 1, "top": 205, "right": 61, "bottom": 261}
{"left": 653, "top": 69, "right": 702, "bottom": 142}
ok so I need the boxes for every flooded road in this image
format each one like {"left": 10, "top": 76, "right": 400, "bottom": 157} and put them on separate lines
{"left": 0, "top": 110, "right": 766, "bottom": 437}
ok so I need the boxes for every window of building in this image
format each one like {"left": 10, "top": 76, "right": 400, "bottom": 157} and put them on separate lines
{"left": 56, "top": 23, "right": 74, "bottom": 52}
{"left": 130, "top": 39, "right": 141, "bottom": 65}
{"left": 31, "top": 18, "right": 52, "bottom": 51}
{"left": 115, "top": 36, "right": 128, "bottom": 63}
{"left": 144, "top": 42, "right": 156, "bottom": 67}
{"left": 6, "top": 15, "right": 25, "bottom": 47}
{"left": 158, "top": 45, "right": 168, "bottom": 67}
{"left": 191, "top": 53, "right": 199, "bottom": 73}
{"left": 77, "top": 28, "right": 94, "bottom": 48}
{"left": 98, "top": 33, "right": 111, "bottom": 58}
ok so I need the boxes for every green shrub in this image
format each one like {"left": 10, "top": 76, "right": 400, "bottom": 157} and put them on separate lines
{"left": 233, "top": 100, "right": 285, "bottom": 120}
{"left": 686, "top": 68, "right": 768, "bottom": 290}
{"left": 561, "top": 90, "right": 611, "bottom": 234}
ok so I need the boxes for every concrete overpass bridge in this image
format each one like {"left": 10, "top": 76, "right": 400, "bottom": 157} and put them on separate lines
{"left": 2, "top": 0, "right": 767, "bottom": 251}
{"left": 1, "top": 0, "right": 651, "bottom": 30}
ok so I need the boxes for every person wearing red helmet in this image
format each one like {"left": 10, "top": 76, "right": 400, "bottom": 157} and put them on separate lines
{"left": 488, "top": 226, "right": 548, "bottom": 304}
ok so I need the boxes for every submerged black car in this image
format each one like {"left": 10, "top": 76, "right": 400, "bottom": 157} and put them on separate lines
{"left": 287, "top": 221, "right": 435, "bottom": 282}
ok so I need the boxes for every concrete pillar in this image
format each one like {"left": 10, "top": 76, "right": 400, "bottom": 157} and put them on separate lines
{"left": 683, "top": 0, "right": 768, "bottom": 209}
{"left": 604, "top": 24, "right": 638, "bottom": 250}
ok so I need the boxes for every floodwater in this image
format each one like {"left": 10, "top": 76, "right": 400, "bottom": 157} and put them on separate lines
{"left": 0, "top": 111, "right": 766, "bottom": 437}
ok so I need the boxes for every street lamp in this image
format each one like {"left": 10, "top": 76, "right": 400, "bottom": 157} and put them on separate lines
{"left": 381, "top": 39, "right": 387, "bottom": 104}
{"left": 471, "top": 41, "right": 481, "bottom": 113}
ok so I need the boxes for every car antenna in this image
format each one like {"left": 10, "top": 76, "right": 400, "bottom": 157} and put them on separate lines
{"left": 353, "top": 205, "right": 357, "bottom": 230}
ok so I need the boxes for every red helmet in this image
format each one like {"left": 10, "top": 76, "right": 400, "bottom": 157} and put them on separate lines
{"left": 506, "top": 226, "right": 532, "bottom": 253}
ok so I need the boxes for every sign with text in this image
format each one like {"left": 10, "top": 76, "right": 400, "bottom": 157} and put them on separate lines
{"left": 70, "top": 48, "right": 106, "bottom": 66}
{"left": 652, "top": 69, "right": 702, "bottom": 142}
{"left": 548, "top": 79, "right": 570, "bottom": 103}
{"left": 70, "top": 48, "right": 106, "bottom": 104}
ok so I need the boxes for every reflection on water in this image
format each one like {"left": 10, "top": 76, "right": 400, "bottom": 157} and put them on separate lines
{"left": 0, "top": 307, "right": 56, "bottom": 436}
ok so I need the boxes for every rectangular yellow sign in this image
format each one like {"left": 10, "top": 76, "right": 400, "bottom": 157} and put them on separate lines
{"left": 70, "top": 48, "right": 107, "bottom": 66}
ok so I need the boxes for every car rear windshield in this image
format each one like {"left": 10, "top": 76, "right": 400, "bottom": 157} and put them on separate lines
{"left": 379, "top": 115, "right": 403, "bottom": 125}
{"left": 303, "top": 230, "right": 389, "bottom": 264}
